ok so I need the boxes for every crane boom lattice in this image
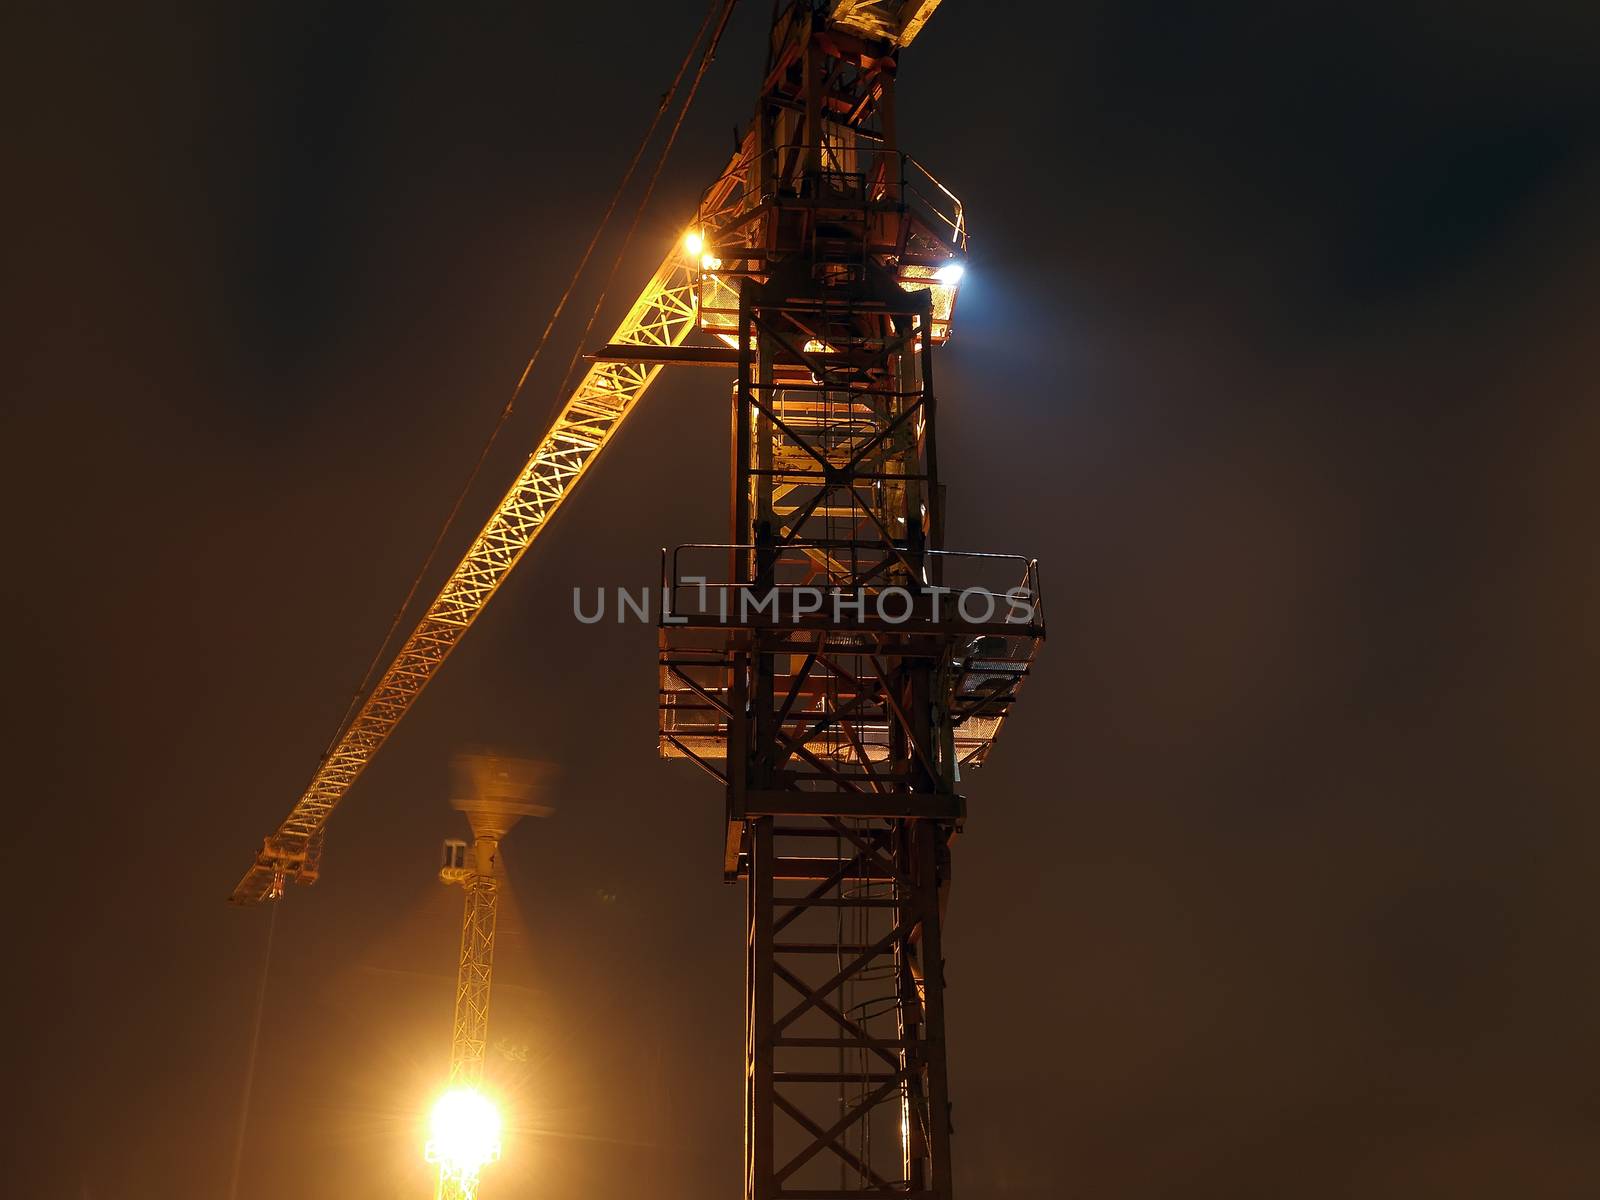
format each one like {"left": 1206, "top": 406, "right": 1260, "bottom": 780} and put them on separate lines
{"left": 230, "top": 254, "right": 704, "bottom": 903}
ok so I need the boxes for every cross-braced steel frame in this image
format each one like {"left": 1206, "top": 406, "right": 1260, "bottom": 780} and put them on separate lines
{"left": 432, "top": 865, "right": 499, "bottom": 1200}
{"left": 657, "top": 8, "right": 1042, "bottom": 1198}
{"left": 730, "top": 278, "right": 961, "bottom": 1200}
{"left": 449, "top": 870, "right": 498, "bottom": 1088}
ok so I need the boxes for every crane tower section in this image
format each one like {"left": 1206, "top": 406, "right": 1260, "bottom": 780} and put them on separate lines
{"left": 658, "top": 6, "right": 1045, "bottom": 1198}
{"left": 432, "top": 754, "right": 552, "bottom": 1200}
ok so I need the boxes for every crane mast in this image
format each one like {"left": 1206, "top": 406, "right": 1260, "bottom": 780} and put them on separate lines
{"left": 229, "top": 243, "right": 705, "bottom": 903}
{"left": 441, "top": 845, "right": 500, "bottom": 1092}
{"left": 433, "top": 755, "right": 551, "bottom": 1200}
{"left": 656, "top": 6, "right": 1044, "bottom": 1198}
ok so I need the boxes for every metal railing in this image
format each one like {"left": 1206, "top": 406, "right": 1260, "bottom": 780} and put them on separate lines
{"left": 697, "top": 143, "right": 967, "bottom": 258}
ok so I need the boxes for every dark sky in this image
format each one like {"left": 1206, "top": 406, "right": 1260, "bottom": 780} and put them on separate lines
{"left": 7, "top": 2, "right": 1600, "bottom": 1197}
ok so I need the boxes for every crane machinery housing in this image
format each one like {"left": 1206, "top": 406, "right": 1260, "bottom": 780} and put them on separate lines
{"left": 230, "top": 5, "right": 1045, "bottom": 1199}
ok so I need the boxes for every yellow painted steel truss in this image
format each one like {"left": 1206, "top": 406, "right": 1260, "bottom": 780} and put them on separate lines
{"left": 435, "top": 865, "right": 498, "bottom": 1200}
{"left": 447, "top": 870, "right": 498, "bottom": 1087}
{"left": 826, "top": 0, "right": 942, "bottom": 47}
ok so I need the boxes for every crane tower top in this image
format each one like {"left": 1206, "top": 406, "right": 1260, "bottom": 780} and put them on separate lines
{"left": 450, "top": 752, "right": 555, "bottom": 840}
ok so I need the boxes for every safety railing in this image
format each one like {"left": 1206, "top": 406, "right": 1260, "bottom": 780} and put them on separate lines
{"left": 697, "top": 143, "right": 967, "bottom": 258}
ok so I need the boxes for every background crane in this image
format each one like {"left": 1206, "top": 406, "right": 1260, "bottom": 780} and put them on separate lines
{"left": 227, "top": 4, "right": 1031, "bottom": 1198}
{"left": 428, "top": 753, "right": 552, "bottom": 1200}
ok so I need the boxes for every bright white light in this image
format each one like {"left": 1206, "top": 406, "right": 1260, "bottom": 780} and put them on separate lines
{"left": 684, "top": 230, "right": 705, "bottom": 258}
{"left": 426, "top": 1087, "right": 503, "bottom": 1183}
{"left": 934, "top": 262, "right": 965, "bottom": 286}
{"left": 701, "top": 252, "right": 722, "bottom": 271}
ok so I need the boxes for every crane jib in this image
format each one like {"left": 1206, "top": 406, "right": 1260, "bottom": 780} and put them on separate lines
{"left": 228, "top": 250, "right": 703, "bottom": 904}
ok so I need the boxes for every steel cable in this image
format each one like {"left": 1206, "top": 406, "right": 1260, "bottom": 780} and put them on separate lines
{"left": 320, "top": 0, "right": 732, "bottom": 763}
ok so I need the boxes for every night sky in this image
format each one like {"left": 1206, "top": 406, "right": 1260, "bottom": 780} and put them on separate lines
{"left": 7, "top": 2, "right": 1600, "bottom": 1197}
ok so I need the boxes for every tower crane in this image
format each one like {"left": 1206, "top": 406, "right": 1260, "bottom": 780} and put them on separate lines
{"left": 428, "top": 753, "right": 552, "bottom": 1200}
{"left": 229, "top": 4, "right": 1047, "bottom": 1197}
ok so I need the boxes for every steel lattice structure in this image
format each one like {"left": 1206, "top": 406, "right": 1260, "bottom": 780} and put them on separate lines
{"left": 433, "top": 755, "right": 551, "bottom": 1200}
{"left": 431, "top": 860, "right": 499, "bottom": 1200}
{"left": 655, "top": 7, "right": 1043, "bottom": 1198}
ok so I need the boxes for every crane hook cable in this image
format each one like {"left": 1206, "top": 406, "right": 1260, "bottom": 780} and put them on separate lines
{"left": 544, "top": 0, "right": 741, "bottom": 418}
{"left": 319, "top": 0, "right": 730, "bottom": 763}
{"left": 227, "top": 897, "right": 278, "bottom": 1200}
